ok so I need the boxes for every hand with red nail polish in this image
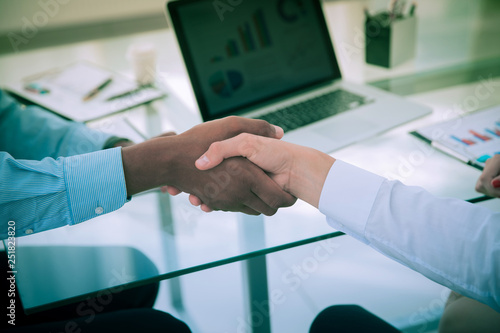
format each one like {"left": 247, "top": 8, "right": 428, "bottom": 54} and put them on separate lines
{"left": 475, "top": 154, "right": 500, "bottom": 198}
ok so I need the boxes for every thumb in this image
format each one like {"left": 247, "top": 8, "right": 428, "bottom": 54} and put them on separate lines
{"left": 196, "top": 134, "right": 257, "bottom": 170}
{"left": 195, "top": 141, "right": 234, "bottom": 170}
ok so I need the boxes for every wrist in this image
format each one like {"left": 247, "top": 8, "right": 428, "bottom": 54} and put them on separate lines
{"left": 288, "top": 148, "right": 335, "bottom": 208}
{"left": 121, "top": 138, "right": 175, "bottom": 196}
{"left": 103, "top": 136, "right": 133, "bottom": 149}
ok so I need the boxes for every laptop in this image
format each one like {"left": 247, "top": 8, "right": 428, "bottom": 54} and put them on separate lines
{"left": 166, "top": 0, "right": 431, "bottom": 153}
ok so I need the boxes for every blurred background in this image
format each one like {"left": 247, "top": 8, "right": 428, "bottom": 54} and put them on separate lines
{"left": 1, "top": 0, "right": 500, "bottom": 59}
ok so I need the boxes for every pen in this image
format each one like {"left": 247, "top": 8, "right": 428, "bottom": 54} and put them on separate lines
{"left": 409, "top": 2, "right": 416, "bottom": 16}
{"left": 389, "top": 0, "right": 395, "bottom": 20}
{"left": 105, "top": 86, "right": 147, "bottom": 101}
{"left": 467, "top": 195, "right": 493, "bottom": 204}
{"left": 83, "top": 78, "right": 113, "bottom": 101}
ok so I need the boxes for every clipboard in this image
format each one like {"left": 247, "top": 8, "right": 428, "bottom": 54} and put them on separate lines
{"left": 5, "top": 62, "right": 166, "bottom": 122}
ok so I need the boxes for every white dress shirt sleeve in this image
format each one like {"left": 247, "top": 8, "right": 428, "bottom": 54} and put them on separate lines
{"left": 318, "top": 160, "right": 500, "bottom": 312}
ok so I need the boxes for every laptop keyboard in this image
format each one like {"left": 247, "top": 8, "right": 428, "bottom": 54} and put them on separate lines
{"left": 255, "top": 89, "right": 370, "bottom": 132}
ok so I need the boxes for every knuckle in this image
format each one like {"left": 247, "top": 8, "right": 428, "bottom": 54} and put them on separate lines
{"left": 239, "top": 134, "right": 260, "bottom": 158}
{"left": 263, "top": 207, "right": 278, "bottom": 217}
{"left": 267, "top": 195, "right": 285, "bottom": 210}
{"left": 255, "top": 119, "right": 272, "bottom": 136}
{"left": 225, "top": 116, "right": 241, "bottom": 134}
{"left": 238, "top": 132, "right": 252, "bottom": 141}
{"left": 209, "top": 141, "right": 222, "bottom": 155}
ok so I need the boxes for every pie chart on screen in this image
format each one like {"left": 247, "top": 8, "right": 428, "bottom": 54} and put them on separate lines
{"left": 209, "top": 70, "right": 244, "bottom": 98}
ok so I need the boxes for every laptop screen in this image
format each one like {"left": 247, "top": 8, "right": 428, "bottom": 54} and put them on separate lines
{"left": 168, "top": 0, "right": 341, "bottom": 120}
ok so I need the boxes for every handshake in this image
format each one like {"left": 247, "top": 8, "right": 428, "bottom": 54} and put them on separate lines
{"left": 121, "top": 115, "right": 500, "bottom": 215}
{"left": 121, "top": 116, "right": 303, "bottom": 216}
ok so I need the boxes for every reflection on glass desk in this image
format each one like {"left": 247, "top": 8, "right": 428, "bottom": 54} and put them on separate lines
{"left": 11, "top": 189, "right": 343, "bottom": 314}
{"left": 14, "top": 246, "right": 159, "bottom": 314}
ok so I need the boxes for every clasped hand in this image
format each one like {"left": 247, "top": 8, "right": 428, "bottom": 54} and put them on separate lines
{"left": 173, "top": 130, "right": 500, "bottom": 212}
{"left": 121, "top": 117, "right": 296, "bottom": 216}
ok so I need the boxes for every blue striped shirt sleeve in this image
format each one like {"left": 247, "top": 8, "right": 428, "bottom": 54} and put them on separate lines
{"left": 0, "top": 147, "right": 128, "bottom": 238}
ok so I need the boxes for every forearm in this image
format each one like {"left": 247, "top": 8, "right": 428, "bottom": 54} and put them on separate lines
{"left": 0, "top": 149, "right": 128, "bottom": 238}
{"left": 366, "top": 180, "right": 500, "bottom": 312}
{"left": 320, "top": 160, "right": 500, "bottom": 311}
{"left": 121, "top": 138, "right": 174, "bottom": 196}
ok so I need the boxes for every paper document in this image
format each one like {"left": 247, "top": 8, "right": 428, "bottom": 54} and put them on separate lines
{"left": 5, "top": 62, "right": 166, "bottom": 122}
{"left": 411, "top": 105, "right": 500, "bottom": 170}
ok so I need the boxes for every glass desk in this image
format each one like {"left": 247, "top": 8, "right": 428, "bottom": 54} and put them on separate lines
{"left": 5, "top": 79, "right": 500, "bottom": 332}
{"left": 1, "top": 1, "right": 500, "bottom": 332}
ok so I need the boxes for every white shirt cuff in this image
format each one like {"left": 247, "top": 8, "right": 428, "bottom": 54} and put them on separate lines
{"left": 318, "top": 160, "right": 385, "bottom": 243}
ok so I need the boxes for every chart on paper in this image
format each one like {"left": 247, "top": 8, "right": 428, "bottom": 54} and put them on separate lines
{"left": 413, "top": 105, "right": 500, "bottom": 169}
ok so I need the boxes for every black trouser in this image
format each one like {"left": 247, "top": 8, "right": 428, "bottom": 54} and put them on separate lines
{"left": 310, "top": 305, "right": 401, "bottom": 333}
{"left": 1, "top": 250, "right": 191, "bottom": 333}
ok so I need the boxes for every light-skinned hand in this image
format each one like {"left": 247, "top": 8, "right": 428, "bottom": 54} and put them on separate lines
{"left": 194, "top": 133, "right": 335, "bottom": 210}
{"left": 475, "top": 154, "right": 500, "bottom": 198}
{"left": 122, "top": 117, "right": 296, "bottom": 215}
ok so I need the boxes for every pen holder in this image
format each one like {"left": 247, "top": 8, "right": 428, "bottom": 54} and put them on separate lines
{"left": 365, "top": 15, "right": 417, "bottom": 68}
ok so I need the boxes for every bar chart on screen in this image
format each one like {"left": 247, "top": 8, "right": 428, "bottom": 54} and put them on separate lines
{"left": 216, "top": 8, "right": 272, "bottom": 61}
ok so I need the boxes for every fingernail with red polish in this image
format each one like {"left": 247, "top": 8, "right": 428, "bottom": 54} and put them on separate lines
{"left": 492, "top": 179, "right": 500, "bottom": 188}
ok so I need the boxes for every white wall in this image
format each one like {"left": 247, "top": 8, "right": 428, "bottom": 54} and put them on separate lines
{"left": 0, "top": 0, "right": 167, "bottom": 34}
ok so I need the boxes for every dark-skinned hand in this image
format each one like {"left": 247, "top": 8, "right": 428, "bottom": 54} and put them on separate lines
{"left": 121, "top": 117, "right": 297, "bottom": 215}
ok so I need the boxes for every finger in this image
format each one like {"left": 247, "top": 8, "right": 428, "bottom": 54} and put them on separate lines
{"left": 236, "top": 205, "right": 261, "bottom": 216}
{"left": 249, "top": 170, "right": 297, "bottom": 214}
{"left": 155, "top": 131, "right": 177, "bottom": 138}
{"left": 200, "top": 204, "right": 213, "bottom": 213}
{"left": 196, "top": 134, "right": 263, "bottom": 170}
{"left": 236, "top": 163, "right": 296, "bottom": 215}
{"left": 189, "top": 194, "right": 203, "bottom": 206}
{"left": 166, "top": 186, "right": 182, "bottom": 196}
{"left": 492, "top": 175, "right": 500, "bottom": 189}
{"left": 222, "top": 116, "right": 283, "bottom": 140}
{"left": 239, "top": 190, "right": 279, "bottom": 216}
{"left": 488, "top": 175, "right": 500, "bottom": 198}
{"left": 272, "top": 125, "right": 284, "bottom": 139}
{"left": 475, "top": 155, "right": 500, "bottom": 197}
